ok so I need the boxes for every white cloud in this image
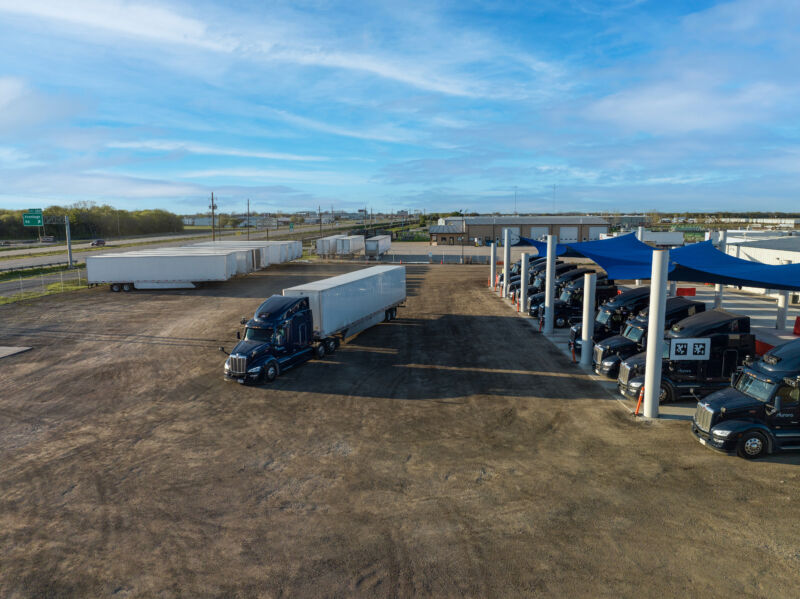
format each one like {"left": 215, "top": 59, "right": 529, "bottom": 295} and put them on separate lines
{"left": 177, "top": 167, "right": 367, "bottom": 185}
{"left": 0, "top": 0, "right": 233, "bottom": 51}
{"left": 107, "top": 140, "right": 327, "bottom": 162}
{"left": 587, "top": 81, "right": 787, "bottom": 134}
{"left": 0, "top": 77, "right": 25, "bottom": 109}
{"left": 266, "top": 109, "right": 417, "bottom": 144}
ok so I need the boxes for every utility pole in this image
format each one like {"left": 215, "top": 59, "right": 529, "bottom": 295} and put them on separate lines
{"left": 247, "top": 198, "right": 250, "bottom": 240}
{"left": 514, "top": 186, "right": 517, "bottom": 215}
{"left": 209, "top": 192, "right": 217, "bottom": 242}
{"left": 552, "top": 185, "right": 556, "bottom": 214}
{"left": 266, "top": 212, "right": 270, "bottom": 239}
{"left": 319, "top": 205, "right": 322, "bottom": 236}
{"left": 117, "top": 210, "right": 121, "bottom": 238}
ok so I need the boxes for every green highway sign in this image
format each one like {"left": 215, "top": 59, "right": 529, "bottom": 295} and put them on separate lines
{"left": 23, "top": 213, "right": 43, "bottom": 227}
{"left": 28, "top": 208, "right": 42, "bottom": 214}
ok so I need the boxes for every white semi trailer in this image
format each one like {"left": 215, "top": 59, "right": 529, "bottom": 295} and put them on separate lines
{"left": 222, "top": 265, "right": 407, "bottom": 384}
{"left": 365, "top": 235, "right": 391, "bottom": 257}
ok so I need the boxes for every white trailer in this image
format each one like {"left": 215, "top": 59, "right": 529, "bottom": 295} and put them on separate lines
{"left": 365, "top": 235, "right": 391, "bottom": 257}
{"left": 283, "top": 265, "right": 406, "bottom": 339}
{"left": 336, "top": 235, "right": 365, "bottom": 255}
{"left": 316, "top": 235, "right": 346, "bottom": 255}
{"left": 86, "top": 251, "right": 241, "bottom": 291}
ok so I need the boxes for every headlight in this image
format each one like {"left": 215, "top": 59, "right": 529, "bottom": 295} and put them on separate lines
{"left": 602, "top": 358, "right": 617, "bottom": 367}
{"left": 224, "top": 357, "right": 231, "bottom": 370}
{"left": 712, "top": 429, "right": 733, "bottom": 438}
{"left": 628, "top": 380, "right": 643, "bottom": 389}
{"left": 247, "top": 366, "right": 262, "bottom": 374}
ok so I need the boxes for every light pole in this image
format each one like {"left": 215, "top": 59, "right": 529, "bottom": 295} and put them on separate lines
{"left": 209, "top": 192, "right": 217, "bottom": 242}
{"left": 514, "top": 186, "right": 517, "bottom": 215}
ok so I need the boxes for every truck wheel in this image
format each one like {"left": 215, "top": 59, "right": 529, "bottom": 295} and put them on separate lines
{"left": 110, "top": 283, "right": 121, "bottom": 292}
{"left": 659, "top": 382, "right": 675, "bottom": 404}
{"left": 122, "top": 283, "right": 132, "bottom": 292}
{"left": 737, "top": 431, "right": 767, "bottom": 459}
{"left": 325, "top": 339, "right": 336, "bottom": 354}
{"left": 384, "top": 310, "right": 391, "bottom": 322}
{"left": 316, "top": 343, "right": 326, "bottom": 359}
{"left": 264, "top": 361, "right": 279, "bottom": 382}
{"left": 391, "top": 307, "right": 397, "bottom": 320}
{"left": 555, "top": 316, "right": 567, "bottom": 328}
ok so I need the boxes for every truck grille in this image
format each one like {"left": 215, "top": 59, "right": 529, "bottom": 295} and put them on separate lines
{"left": 569, "top": 328, "right": 577, "bottom": 343}
{"left": 694, "top": 404, "right": 714, "bottom": 432}
{"left": 619, "top": 363, "right": 631, "bottom": 385}
{"left": 229, "top": 355, "right": 247, "bottom": 376}
{"left": 593, "top": 345, "right": 604, "bottom": 365}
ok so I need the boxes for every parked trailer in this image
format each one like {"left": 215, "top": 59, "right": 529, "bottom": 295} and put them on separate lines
{"left": 283, "top": 265, "right": 405, "bottom": 338}
{"left": 316, "top": 235, "right": 346, "bottom": 256}
{"left": 127, "top": 247, "right": 256, "bottom": 275}
{"left": 222, "top": 266, "right": 407, "bottom": 384}
{"left": 336, "top": 235, "right": 365, "bottom": 256}
{"left": 87, "top": 250, "right": 243, "bottom": 291}
{"left": 365, "top": 235, "right": 391, "bottom": 257}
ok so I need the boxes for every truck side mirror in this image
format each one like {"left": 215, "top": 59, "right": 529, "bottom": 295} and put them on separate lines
{"left": 240, "top": 317, "right": 247, "bottom": 325}
{"left": 219, "top": 346, "right": 228, "bottom": 355}
{"left": 236, "top": 331, "right": 241, "bottom": 339}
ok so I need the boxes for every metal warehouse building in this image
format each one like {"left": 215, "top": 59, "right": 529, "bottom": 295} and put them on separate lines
{"left": 453, "top": 216, "right": 609, "bottom": 246}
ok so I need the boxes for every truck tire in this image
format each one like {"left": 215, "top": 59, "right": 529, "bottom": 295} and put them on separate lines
{"left": 122, "top": 283, "right": 132, "bottom": 292}
{"left": 737, "top": 431, "right": 768, "bottom": 459}
{"left": 325, "top": 339, "right": 336, "bottom": 354}
{"left": 385, "top": 309, "right": 392, "bottom": 322}
{"left": 316, "top": 343, "right": 326, "bottom": 359}
{"left": 391, "top": 307, "right": 397, "bottom": 320}
{"left": 555, "top": 316, "right": 567, "bottom": 328}
{"left": 659, "top": 382, "right": 675, "bottom": 404}
{"left": 264, "top": 361, "right": 279, "bottom": 382}
{"left": 110, "top": 283, "right": 121, "bottom": 292}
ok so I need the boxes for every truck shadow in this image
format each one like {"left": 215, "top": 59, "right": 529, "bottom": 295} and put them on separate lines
{"left": 255, "top": 314, "right": 612, "bottom": 402}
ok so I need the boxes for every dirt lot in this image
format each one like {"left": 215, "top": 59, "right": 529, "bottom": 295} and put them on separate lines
{"left": 1, "top": 263, "right": 799, "bottom": 598}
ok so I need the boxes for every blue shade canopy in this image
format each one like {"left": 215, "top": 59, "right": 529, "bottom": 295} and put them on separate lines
{"left": 517, "top": 233, "right": 800, "bottom": 290}
{"left": 517, "top": 236, "right": 568, "bottom": 256}
{"left": 566, "top": 234, "right": 665, "bottom": 281}
{"left": 669, "top": 240, "right": 800, "bottom": 291}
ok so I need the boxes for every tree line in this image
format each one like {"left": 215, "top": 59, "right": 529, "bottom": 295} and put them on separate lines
{"left": 0, "top": 203, "right": 184, "bottom": 241}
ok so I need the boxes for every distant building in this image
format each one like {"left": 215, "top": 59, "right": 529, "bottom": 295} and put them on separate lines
{"left": 429, "top": 225, "right": 464, "bottom": 245}
{"left": 464, "top": 216, "right": 608, "bottom": 246}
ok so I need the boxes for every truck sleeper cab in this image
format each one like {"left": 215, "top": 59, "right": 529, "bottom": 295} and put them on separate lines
{"left": 593, "top": 297, "right": 705, "bottom": 378}
{"left": 223, "top": 295, "right": 325, "bottom": 384}
{"left": 507, "top": 260, "right": 564, "bottom": 295}
{"left": 536, "top": 276, "right": 618, "bottom": 328}
{"left": 692, "top": 339, "right": 800, "bottom": 459}
{"left": 618, "top": 308, "right": 755, "bottom": 404}
{"left": 569, "top": 286, "right": 651, "bottom": 355}
{"left": 527, "top": 267, "right": 597, "bottom": 317}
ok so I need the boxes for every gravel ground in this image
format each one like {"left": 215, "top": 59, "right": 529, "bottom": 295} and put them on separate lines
{"left": 1, "top": 263, "right": 799, "bottom": 598}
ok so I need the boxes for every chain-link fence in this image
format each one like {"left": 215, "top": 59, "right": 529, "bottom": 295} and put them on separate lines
{"left": 0, "top": 267, "right": 87, "bottom": 305}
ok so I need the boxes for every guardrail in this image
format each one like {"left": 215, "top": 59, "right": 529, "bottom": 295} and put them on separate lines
{"left": 0, "top": 260, "right": 85, "bottom": 274}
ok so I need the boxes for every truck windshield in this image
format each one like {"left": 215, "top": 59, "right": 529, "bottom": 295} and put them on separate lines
{"left": 596, "top": 310, "right": 612, "bottom": 325}
{"left": 623, "top": 325, "right": 645, "bottom": 343}
{"left": 244, "top": 327, "right": 274, "bottom": 342}
{"left": 560, "top": 290, "right": 572, "bottom": 302}
{"left": 735, "top": 373, "right": 775, "bottom": 403}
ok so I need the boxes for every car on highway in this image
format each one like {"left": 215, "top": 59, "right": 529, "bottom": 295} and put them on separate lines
{"left": 91, "top": 239, "right": 106, "bottom": 247}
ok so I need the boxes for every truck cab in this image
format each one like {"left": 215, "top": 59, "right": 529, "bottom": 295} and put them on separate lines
{"left": 618, "top": 309, "right": 756, "bottom": 403}
{"left": 527, "top": 267, "right": 597, "bottom": 317}
{"left": 507, "top": 259, "right": 564, "bottom": 295}
{"left": 692, "top": 339, "right": 800, "bottom": 459}
{"left": 569, "top": 286, "right": 651, "bottom": 355}
{"left": 593, "top": 297, "right": 705, "bottom": 378}
{"left": 222, "top": 295, "right": 317, "bottom": 384}
{"left": 535, "top": 275, "right": 618, "bottom": 328}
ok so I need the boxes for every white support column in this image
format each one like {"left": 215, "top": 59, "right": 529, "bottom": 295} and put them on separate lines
{"left": 520, "top": 252, "right": 529, "bottom": 313}
{"left": 579, "top": 273, "right": 596, "bottom": 369}
{"left": 668, "top": 281, "right": 677, "bottom": 297}
{"left": 714, "top": 230, "right": 727, "bottom": 308}
{"left": 777, "top": 259, "right": 791, "bottom": 329}
{"left": 635, "top": 226, "right": 645, "bottom": 286}
{"left": 502, "top": 230, "right": 511, "bottom": 298}
{"left": 643, "top": 250, "right": 669, "bottom": 419}
{"left": 544, "top": 235, "right": 556, "bottom": 334}
{"left": 490, "top": 243, "right": 496, "bottom": 289}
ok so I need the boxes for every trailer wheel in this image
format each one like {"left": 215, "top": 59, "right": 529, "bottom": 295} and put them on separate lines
{"left": 122, "top": 283, "right": 132, "bottom": 292}
{"left": 391, "top": 307, "right": 398, "bottom": 320}
{"left": 110, "top": 283, "right": 121, "bottom": 292}
{"left": 315, "top": 343, "right": 326, "bottom": 359}
{"left": 264, "top": 361, "right": 279, "bottom": 382}
{"left": 737, "top": 431, "right": 767, "bottom": 459}
{"left": 325, "top": 339, "right": 336, "bottom": 354}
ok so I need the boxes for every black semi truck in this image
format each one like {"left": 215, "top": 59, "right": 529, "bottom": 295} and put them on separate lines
{"left": 617, "top": 309, "right": 756, "bottom": 404}
{"left": 592, "top": 297, "right": 705, "bottom": 378}
{"left": 691, "top": 339, "right": 800, "bottom": 459}
{"left": 535, "top": 276, "right": 618, "bottom": 328}
{"left": 569, "top": 286, "right": 651, "bottom": 356}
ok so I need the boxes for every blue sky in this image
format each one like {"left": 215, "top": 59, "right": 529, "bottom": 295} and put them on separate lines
{"left": 0, "top": 0, "right": 798, "bottom": 215}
